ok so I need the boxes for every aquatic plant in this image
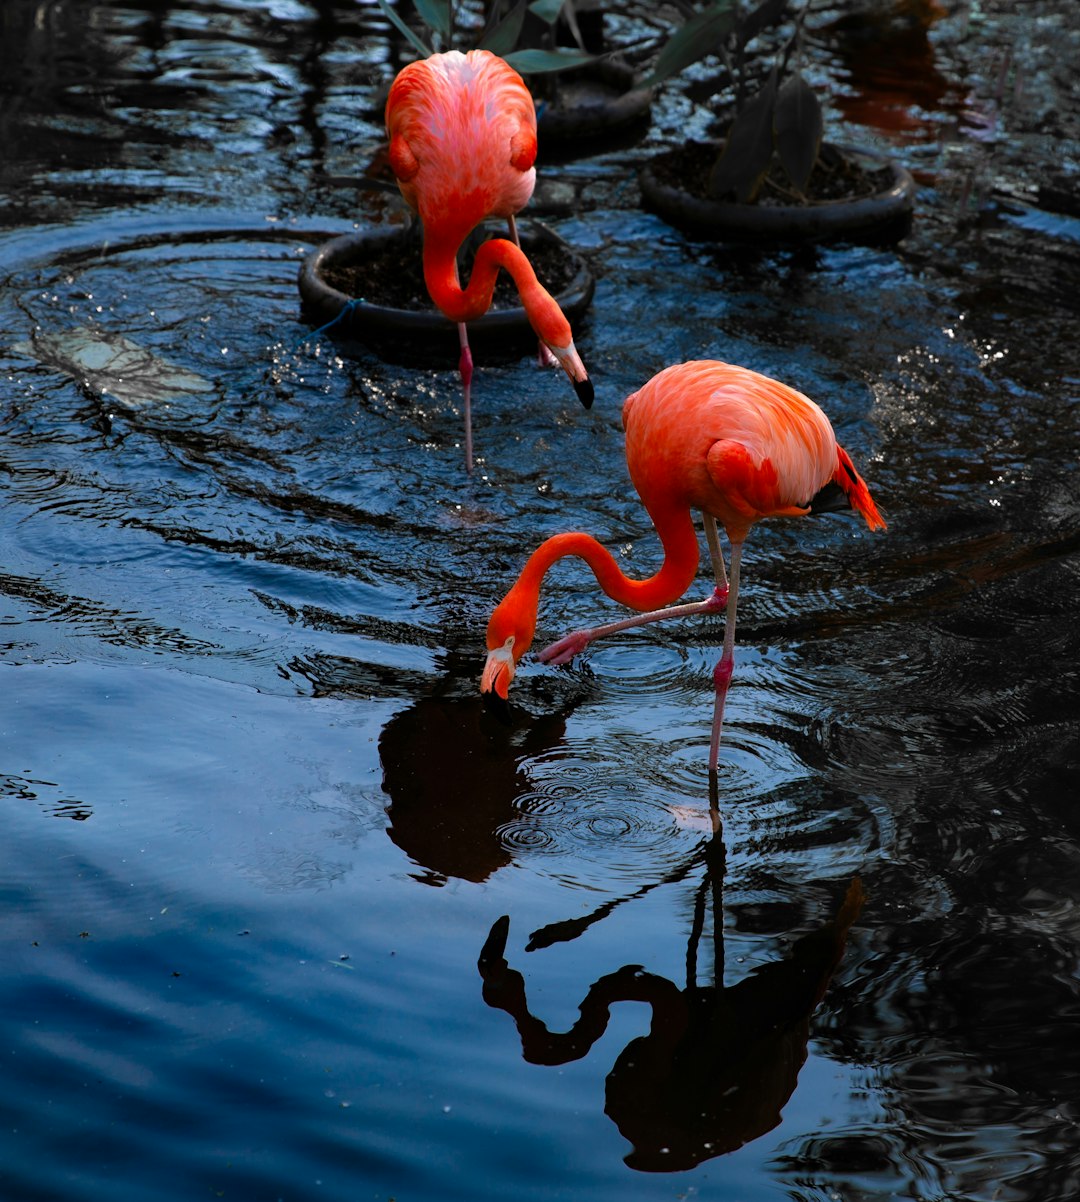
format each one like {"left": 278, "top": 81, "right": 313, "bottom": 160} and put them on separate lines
{"left": 643, "top": 0, "right": 826, "bottom": 203}
{"left": 375, "top": 0, "right": 595, "bottom": 75}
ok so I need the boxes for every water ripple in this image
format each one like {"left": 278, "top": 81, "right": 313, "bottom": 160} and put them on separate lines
{"left": 2, "top": 6, "right": 1079, "bottom": 1200}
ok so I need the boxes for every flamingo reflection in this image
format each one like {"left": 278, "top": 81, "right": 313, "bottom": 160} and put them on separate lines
{"left": 478, "top": 805, "right": 864, "bottom": 1171}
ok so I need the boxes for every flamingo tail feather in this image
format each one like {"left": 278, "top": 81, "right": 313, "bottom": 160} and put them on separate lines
{"left": 834, "top": 446, "right": 887, "bottom": 532}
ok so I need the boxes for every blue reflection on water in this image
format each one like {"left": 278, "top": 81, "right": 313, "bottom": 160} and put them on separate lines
{"left": 2, "top": 1, "right": 1080, "bottom": 1200}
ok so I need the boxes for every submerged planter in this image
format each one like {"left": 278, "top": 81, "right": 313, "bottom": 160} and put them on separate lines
{"left": 535, "top": 60, "right": 653, "bottom": 150}
{"left": 297, "top": 218, "right": 594, "bottom": 361}
{"left": 640, "top": 141, "right": 916, "bottom": 242}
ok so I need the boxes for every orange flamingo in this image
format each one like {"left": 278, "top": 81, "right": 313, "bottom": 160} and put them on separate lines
{"left": 385, "top": 49, "right": 593, "bottom": 472}
{"left": 481, "top": 360, "right": 886, "bottom": 770}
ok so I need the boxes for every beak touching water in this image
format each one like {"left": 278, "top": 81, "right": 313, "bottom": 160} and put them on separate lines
{"left": 480, "top": 637, "right": 516, "bottom": 700}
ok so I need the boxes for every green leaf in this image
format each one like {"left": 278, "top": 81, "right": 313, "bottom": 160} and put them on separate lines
{"left": 708, "top": 69, "right": 778, "bottom": 203}
{"left": 528, "top": 0, "right": 565, "bottom": 24}
{"left": 639, "top": 1, "right": 738, "bottom": 89}
{"left": 374, "top": 0, "right": 433, "bottom": 57}
{"left": 774, "top": 72, "right": 823, "bottom": 192}
{"left": 413, "top": 0, "right": 452, "bottom": 38}
{"left": 479, "top": 0, "right": 528, "bottom": 56}
{"left": 738, "top": 0, "right": 790, "bottom": 52}
{"left": 503, "top": 47, "right": 594, "bottom": 74}
{"left": 556, "top": 0, "right": 585, "bottom": 51}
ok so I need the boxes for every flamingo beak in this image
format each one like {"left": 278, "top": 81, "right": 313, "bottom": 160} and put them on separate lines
{"left": 480, "top": 638, "right": 516, "bottom": 700}
{"left": 547, "top": 339, "right": 593, "bottom": 410}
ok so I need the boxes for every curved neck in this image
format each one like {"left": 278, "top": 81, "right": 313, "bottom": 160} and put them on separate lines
{"left": 498, "top": 504, "right": 701, "bottom": 655}
{"left": 423, "top": 231, "right": 571, "bottom": 347}
{"left": 485, "top": 962, "right": 688, "bottom": 1067}
{"left": 523, "top": 519, "right": 699, "bottom": 609}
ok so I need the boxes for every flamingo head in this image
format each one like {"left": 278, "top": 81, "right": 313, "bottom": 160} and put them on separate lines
{"left": 480, "top": 635, "right": 517, "bottom": 700}
{"left": 481, "top": 595, "right": 536, "bottom": 700}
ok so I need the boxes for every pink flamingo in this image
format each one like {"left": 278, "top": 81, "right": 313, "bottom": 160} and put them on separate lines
{"left": 481, "top": 360, "right": 886, "bottom": 770}
{"left": 385, "top": 49, "right": 593, "bottom": 472}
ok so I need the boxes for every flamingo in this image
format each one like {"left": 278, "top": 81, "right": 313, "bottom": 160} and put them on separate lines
{"left": 480, "top": 360, "right": 886, "bottom": 770}
{"left": 385, "top": 49, "right": 593, "bottom": 472}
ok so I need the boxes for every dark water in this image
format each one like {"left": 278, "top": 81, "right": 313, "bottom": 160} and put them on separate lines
{"left": 2, "top": 2, "right": 1079, "bottom": 1199}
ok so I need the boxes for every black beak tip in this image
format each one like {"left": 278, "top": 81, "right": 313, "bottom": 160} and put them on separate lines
{"left": 482, "top": 689, "right": 514, "bottom": 724}
{"left": 574, "top": 378, "right": 594, "bottom": 410}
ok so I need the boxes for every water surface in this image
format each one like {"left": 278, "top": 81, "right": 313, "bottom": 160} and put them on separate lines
{"left": 2, "top": 2, "right": 1079, "bottom": 1199}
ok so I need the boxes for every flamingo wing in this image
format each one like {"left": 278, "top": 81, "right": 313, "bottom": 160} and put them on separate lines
{"left": 699, "top": 374, "right": 886, "bottom": 534}
{"left": 705, "top": 439, "right": 815, "bottom": 529}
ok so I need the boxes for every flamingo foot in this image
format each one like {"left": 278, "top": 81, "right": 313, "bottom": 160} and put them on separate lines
{"left": 704, "top": 585, "right": 729, "bottom": 612}
{"left": 537, "top": 629, "right": 590, "bottom": 666}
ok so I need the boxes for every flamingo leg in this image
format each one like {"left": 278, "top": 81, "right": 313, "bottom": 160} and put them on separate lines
{"left": 457, "top": 321, "right": 474, "bottom": 474}
{"left": 537, "top": 588, "right": 729, "bottom": 666}
{"left": 708, "top": 540, "right": 744, "bottom": 773}
{"left": 703, "top": 513, "right": 728, "bottom": 591}
{"left": 507, "top": 213, "right": 558, "bottom": 369}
